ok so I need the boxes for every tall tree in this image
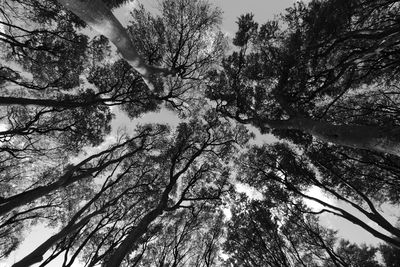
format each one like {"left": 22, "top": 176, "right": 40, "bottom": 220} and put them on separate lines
{"left": 380, "top": 243, "right": 400, "bottom": 267}
{"left": 206, "top": 0, "right": 400, "bottom": 156}
{"left": 236, "top": 142, "right": 400, "bottom": 247}
{"left": 223, "top": 194, "right": 349, "bottom": 267}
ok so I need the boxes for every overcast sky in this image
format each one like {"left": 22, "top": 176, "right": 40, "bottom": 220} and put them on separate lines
{"left": 118, "top": 0, "right": 302, "bottom": 32}
{"left": 213, "top": 0, "right": 299, "bottom": 33}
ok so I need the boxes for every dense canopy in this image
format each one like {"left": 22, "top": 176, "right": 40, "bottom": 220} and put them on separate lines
{"left": 0, "top": 0, "right": 400, "bottom": 266}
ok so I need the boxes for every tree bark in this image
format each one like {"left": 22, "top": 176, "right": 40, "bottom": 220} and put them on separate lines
{"left": 262, "top": 117, "right": 400, "bottom": 157}
{"left": 56, "top": 0, "right": 173, "bottom": 90}
{"left": 0, "top": 96, "right": 97, "bottom": 108}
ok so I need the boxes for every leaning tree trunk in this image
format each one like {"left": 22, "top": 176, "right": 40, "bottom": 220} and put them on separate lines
{"left": 56, "top": 0, "right": 173, "bottom": 90}
{"left": 104, "top": 165, "right": 181, "bottom": 267}
{"left": 0, "top": 139, "right": 144, "bottom": 216}
{"left": 11, "top": 211, "right": 96, "bottom": 267}
{"left": 104, "top": 208, "right": 163, "bottom": 267}
{"left": 11, "top": 179, "right": 122, "bottom": 267}
{"left": 263, "top": 117, "right": 400, "bottom": 157}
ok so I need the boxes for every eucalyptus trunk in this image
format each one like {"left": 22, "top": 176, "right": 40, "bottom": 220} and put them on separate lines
{"left": 56, "top": 0, "right": 173, "bottom": 90}
{"left": 264, "top": 117, "right": 400, "bottom": 157}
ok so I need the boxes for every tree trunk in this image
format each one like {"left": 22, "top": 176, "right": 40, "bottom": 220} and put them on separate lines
{"left": 104, "top": 164, "right": 180, "bottom": 266}
{"left": 11, "top": 171, "right": 131, "bottom": 267}
{"left": 0, "top": 172, "right": 87, "bottom": 217}
{"left": 0, "top": 139, "right": 144, "bottom": 216}
{"left": 264, "top": 117, "right": 400, "bottom": 157}
{"left": 11, "top": 213, "right": 94, "bottom": 267}
{"left": 0, "top": 96, "right": 98, "bottom": 108}
{"left": 56, "top": 0, "right": 173, "bottom": 90}
{"left": 104, "top": 208, "right": 163, "bottom": 267}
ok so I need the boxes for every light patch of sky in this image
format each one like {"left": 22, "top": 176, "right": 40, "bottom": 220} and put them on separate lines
{"left": 247, "top": 124, "right": 279, "bottom": 145}
{"left": 303, "top": 185, "right": 336, "bottom": 212}
{"left": 110, "top": 105, "right": 181, "bottom": 134}
{"left": 113, "top": 0, "right": 140, "bottom": 26}
{"left": 3, "top": 224, "right": 83, "bottom": 267}
{"left": 138, "top": 0, "right": 310, "bottom": 35}
{"left": 320, "top": 202, "right": 400, "bottom": 246}
{"left": 0, "top": 123, "right": 8, "bottom": 132}
{"left": 213, "top": 0, "right": 308, "bottom": 35}
{"left": 235, "top": 182, "right": 264, "bottom": 200}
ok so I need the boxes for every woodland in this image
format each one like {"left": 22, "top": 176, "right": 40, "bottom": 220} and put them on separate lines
{"left": 0, "top": 0, "right": 400, "bottom": 266}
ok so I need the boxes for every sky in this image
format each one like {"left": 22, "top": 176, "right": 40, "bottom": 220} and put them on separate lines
{"left": 4, "top": 0, "right": 397, "bottom": 266}
{"left": 213, "top": 0, "right": 297, "bottom": 33}
{"left": 121, "top": 0, "right": 301, "bottom": 32}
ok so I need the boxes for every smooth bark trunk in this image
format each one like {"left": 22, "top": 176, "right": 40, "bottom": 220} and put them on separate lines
{"left": 264, "top": 117, "right": 400, "bottom": 156}
{"left": 0, "top": 96, "right": 98, "bottom": 108}
{"left": 56, "top": 0, "right": 173, "bottom": 90}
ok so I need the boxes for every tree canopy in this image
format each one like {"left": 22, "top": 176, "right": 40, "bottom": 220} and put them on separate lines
{"left": 1, "top": 0, "right": 400, "bottom": 266}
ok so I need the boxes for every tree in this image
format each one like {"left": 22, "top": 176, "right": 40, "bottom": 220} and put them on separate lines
{"left": 206, "top": 0, "right": 400, "bottom": 157}
{"left": 127, "top": 206, "right": 224, "bottom": 267}
{"left": 0, "top": 125, "right": 167, "bottom": 261}
{"left": 223, "top": 194, "right": 350, "bottom": 267}
{"left": 380, "top": 243, "right": 400, "bottom": 267}
{"left": 333, "top": 240, "right": 381, "bottom": 267}
{"left": 56, "top": 0, "right": 172, "bottom": 84}
{"left": 235, "top": 142, "right": 400, "bottom": 247}
{"left": 103, "top": 116, "right": 247, "bottom": 267}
